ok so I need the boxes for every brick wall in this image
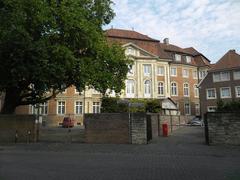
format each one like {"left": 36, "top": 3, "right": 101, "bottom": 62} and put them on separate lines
{"left": 206, "top": 112, "right": 240, "bottom": 145}
{"left": 84, "top": 113, "right": 149, "bottom": 144}
{"left": 0, "top": 115, "right": 36, "bottom": 143}
{"left": 42, "top": 115, "right": 83, "bottom": 127}
{"left": 84, "top": 113, "right": 130, "bottom": 144}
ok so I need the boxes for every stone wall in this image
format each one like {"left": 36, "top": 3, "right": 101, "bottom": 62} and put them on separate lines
{"left": 206, "top": 112, "right": 240, "bottom": 145}
{"left": 131, "top": 113, "right": 147, "bottom": 144}
{"left": 0, "top": 115, "right": 36, "bottom": 143}
{"left": 84, "top": 113, "right": 130, "bottom": 144}
{"left": 147, "top": 113, "right": 160, "bottom": 139}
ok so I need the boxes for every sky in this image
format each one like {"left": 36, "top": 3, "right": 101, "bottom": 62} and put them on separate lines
{"left": 104, "top": 0, "right": 240, "bottom": 63}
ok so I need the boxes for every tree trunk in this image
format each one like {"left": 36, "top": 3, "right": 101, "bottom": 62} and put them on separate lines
{"left": 1, "top": 88, "right": 19, "bottom": 114}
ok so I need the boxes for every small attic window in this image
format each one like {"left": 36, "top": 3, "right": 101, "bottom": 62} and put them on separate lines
{"left": 186, "top": 56, "right": 191, "bottom": 63}
{"left": 126, "top": 47, "right": 135, "bottom": 55}
{"left": 175, "top": 54, "right": 181, "bottom": 61}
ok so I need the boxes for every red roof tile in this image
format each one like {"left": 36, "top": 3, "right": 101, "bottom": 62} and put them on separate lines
{"left": 210, "top": 50, "right": 240, "bottom": 71}
{"left": 184, "top": 47, "right": 200, "bottom": 56}
{"left": 105, "top": 28, "right": 211, "bottom": 66}
{"left": 105, "top": 28, "right": 159, "bottom": 42}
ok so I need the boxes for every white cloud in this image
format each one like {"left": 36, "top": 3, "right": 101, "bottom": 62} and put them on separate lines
{"left": 105, "top": 0, "right": 240, "bottom": 62}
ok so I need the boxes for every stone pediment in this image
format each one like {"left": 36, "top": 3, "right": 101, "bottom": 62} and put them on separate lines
{"left": 123, "top": 43, "right": 158, "bottom": 58}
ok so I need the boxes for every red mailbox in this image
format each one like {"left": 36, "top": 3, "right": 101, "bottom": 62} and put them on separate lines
{"left": 162, "top": 123, "right": 168, "bottom": 137}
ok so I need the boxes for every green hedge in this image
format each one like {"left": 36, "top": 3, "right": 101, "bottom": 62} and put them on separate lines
{"left": 101, "top": 97, "right": 161, "bottom": 113}
{"left": 217, "top": 100, "right": 240, "bottom": 112}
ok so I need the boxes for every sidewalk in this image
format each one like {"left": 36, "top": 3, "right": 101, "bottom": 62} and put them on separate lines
{"left": 0, "top": 127, "right": 240, "bottom": 180}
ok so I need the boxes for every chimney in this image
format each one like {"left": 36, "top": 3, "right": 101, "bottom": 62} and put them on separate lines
{"left": 163, "top": 38, "right": 169, "bottom": 45}
{"left": 230, "top": 49, "right": 236, "bottom": 53}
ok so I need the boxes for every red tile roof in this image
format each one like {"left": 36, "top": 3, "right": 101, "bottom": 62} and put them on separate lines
{"left": 210, "top": 50, "right": 240, "bottom": 71}
{"left": 159, "top": 43, "right": 192, "bottom": 55}
{"left": 193, "top": 55, "right": 211, "bottom": 67}
{"left": 105, "top": 28, "right": 159, "bottom": 42}
{"left": 105, "top": 28, "right": 211, "bottom": 66}
{"left": 184, "top": 47, "right": 200, "bottom": 56}
{"left": 106, "top": 33, "right": 171, "bottom": 59}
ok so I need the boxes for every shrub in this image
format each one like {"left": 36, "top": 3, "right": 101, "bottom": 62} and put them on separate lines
{"left": 101, "top": 97, "right": 161, "bottom": 113}
{"left": 217, "top": 100, "right": 240, "bottom": 112}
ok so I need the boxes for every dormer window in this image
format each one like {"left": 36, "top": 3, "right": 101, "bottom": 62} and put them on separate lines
{"left": 186, "top": 56, "right": 191, "bottom": 63}
{"left": 126, "top": 47, "right": 135, "bottom": 55}
{"left": 175, "top": 54, "right": 181, "bottom": 62}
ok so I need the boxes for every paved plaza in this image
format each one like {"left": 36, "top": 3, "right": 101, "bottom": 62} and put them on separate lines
{"left": 0, "top": 126, "right": 240, "bottom": 180}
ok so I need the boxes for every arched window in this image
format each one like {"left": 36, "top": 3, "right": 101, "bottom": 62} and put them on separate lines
{"left": 144, "top": 80, "right": 151, "bottom": 97}
{"left": 183, "top": 83, "right": 189, "bottom": 97}
{"left": 126, "top": 80, "right": 135, "bottom": 98}
{"left": 158, "top": 82, "right": 164, "bottom": 95}
{"left": 171, "top": 82, "right": 178, "bottom": 96}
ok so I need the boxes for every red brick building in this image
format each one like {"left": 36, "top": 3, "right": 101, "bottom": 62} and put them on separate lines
{"left": 199, "top": 50, "right": 240, "bottom": 117}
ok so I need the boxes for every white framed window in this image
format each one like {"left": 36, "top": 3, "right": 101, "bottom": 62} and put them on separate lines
{"left": 75, "top": 101, "right": 83, "bottom": 115}
{"left": 171, "top": 82, "right": 178, "bottom": 96}
{"left": 213, "top": 72, "right": 230, "bottom": 82}
{"left": 221, "top": 72, "right": 230, "bottom": 81}
{"left": 93, "top": 102, "right": 100, "bottom": 113}
{"left": 207, "top": 106, "right": 217, "bottom": 112}
{"left": 157, "top": 66, "right": 164, "bottom": 76}
{"left": 184, "top": 102, "right": 191, "bottom": 115}
{"left": 220, "top": 87, "right": 231, "bottom": 98}
{"left": 183, "top": 83, "right": 189, "bottom": 97}
{"left": 143, "top": 64, "right": 151, "bottom": 76}
{"left": 126, "top": 79, "right": 135, "bottom": 98}
{"left": 144, "top": 80, "right": 151, "bottom": 97}
{"left": 213, "top": 73, "right": 220, "bottom": 82}
{"left": 186, "top": 56, "right": 191, "bottom": 63}
{"left": 206, "top": 88, "right": 216, "bottom": 99}
{"left": 170, "top": 67, "right": 177, "bottom": 76}
{"left": 182, "top": 69, "right": 189, "bottom": 78}
{"left": 157, "top": 82, "right": 164, "bottom": 96}
{"left": 175, "top": 54, "right": 181, "bottom": 61}
{"left": 57, "top": 101, "right": 65, "bottom": 115}
{"left": 199, "top": 71, "right": 207, "bottom": 79}
{"left": 194, "top": 84, "right": 199, "bottom": 97}
{"left": 235, "top": 86, "right": 240, "bottom": 97}
{"left": 30, "top": 102, "right": 48, "bottom": 115}
{"left": 127, "top": 64, "right": 134, "bottom": 76}
{"left": 233, "top": 71, "right": 240, "bottom": 80}
{"left": 195, "top": 103, "right": 200, "bottom": 115}
{"left": 193, "top": 70, "right": 198, "bottom": 79}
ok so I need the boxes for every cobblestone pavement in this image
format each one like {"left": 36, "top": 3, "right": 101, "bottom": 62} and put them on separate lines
{"left": 0, "top": 126, "right": 240, "bottom": 180}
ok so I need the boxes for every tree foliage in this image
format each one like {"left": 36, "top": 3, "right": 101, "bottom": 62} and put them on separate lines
{"left": 0, "top": 0, "right": 130, "bottom": 113}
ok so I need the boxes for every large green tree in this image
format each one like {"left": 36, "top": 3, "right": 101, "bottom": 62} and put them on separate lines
{"left": 0, "top": 0, "right": 129, "bottom": 114}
